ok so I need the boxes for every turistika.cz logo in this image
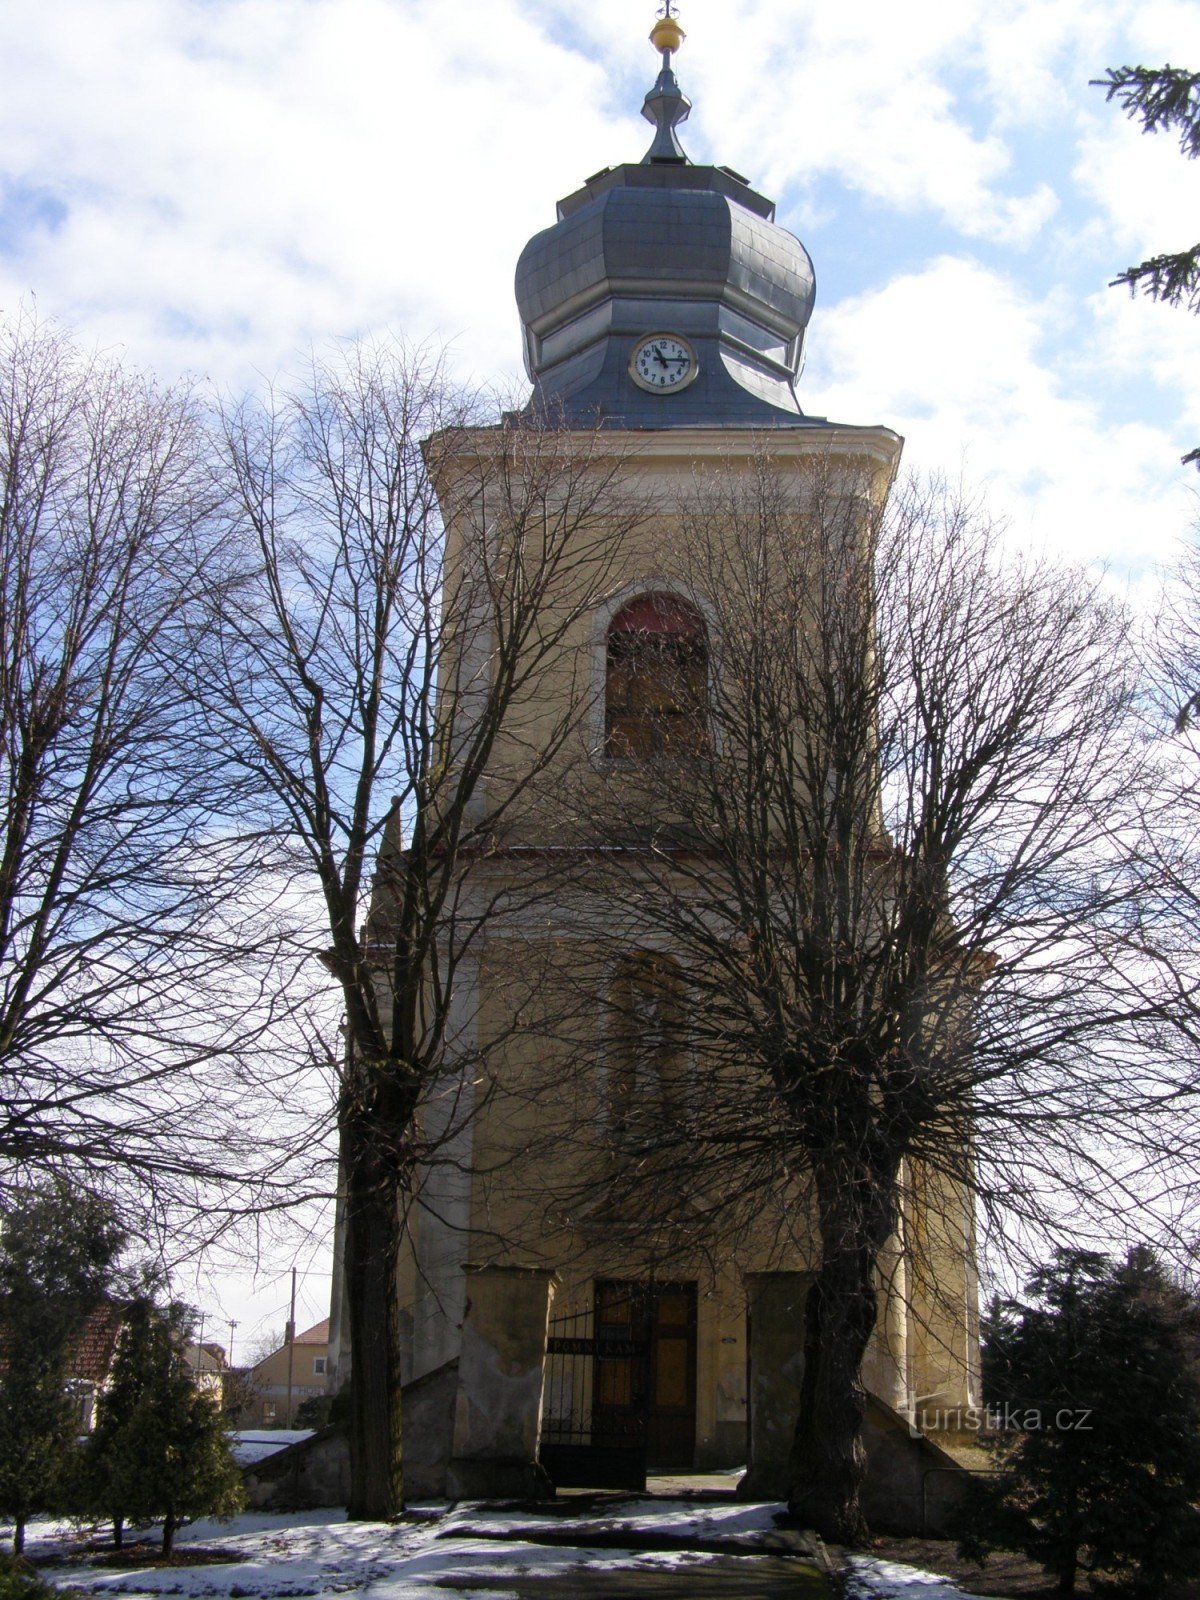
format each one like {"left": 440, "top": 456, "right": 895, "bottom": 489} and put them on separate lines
{"left": 916, "top": 1399, "right": 1094, "bottom": 1433}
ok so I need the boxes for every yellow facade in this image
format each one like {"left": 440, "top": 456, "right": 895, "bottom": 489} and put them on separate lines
{"left": 395, "top": 424, "right": 980, "bottom": 1472}
{"left": 249, "top": 1320, "right": 330, "bottom": 1428}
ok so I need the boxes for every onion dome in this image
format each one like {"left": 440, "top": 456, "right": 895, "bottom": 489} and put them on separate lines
{"left": 515, "top": 7, "right": 823, "bottom": 429}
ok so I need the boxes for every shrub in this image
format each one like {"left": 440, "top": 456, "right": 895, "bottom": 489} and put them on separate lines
{"left": 956, "top": 1247, "right": 1200, "bottom": 1597}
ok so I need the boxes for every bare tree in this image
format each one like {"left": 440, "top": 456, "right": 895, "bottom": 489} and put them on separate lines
{"left": 0, "top": 307, "right": 293, "bottom": 1232}
{"left": 560, "top": 454, "right": 1188, "bottom": 1541}
{"left": 208, "top": 341, "right": 646, "bottom": 1518}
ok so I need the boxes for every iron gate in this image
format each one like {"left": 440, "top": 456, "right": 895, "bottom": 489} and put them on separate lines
{"left": 539, "top": 1292, "right": 649, "bottom": 1490}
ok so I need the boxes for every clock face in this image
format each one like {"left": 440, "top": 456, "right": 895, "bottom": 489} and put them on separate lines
{"left": 630, "top": 334, "right": 698, "bottom": 394}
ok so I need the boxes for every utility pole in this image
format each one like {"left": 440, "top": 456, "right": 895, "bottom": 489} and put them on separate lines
{"left": 228, "top": 1318, "right": 239, "bottom": 1369}
{"left": 196, "top": 1310, "right": 206, "bottom": 1374}
{"left": 284, "top": 1268, "right": 297, "bottom": 1428}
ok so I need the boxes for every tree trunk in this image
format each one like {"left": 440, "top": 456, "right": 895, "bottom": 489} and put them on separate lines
{"left": 788, "top": 1171, "right": 896, "bottom": 1543}
{"left": 162, "top": 1509, "right": 176, "bottom": 1558}
{"left": 12, "top": 1517, "right": 24, "bottom": 1557}
{"left": 113, "top": 1516, "right": 123, "bottom": 1550}
{"left": 342, "top": 1125, "right": 405, "bottom": 1521}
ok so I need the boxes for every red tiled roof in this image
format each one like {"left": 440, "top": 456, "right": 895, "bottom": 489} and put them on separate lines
{"left": 0, "top": 1299, "right": 125, "bottom": 1382}
{"left": 68, "top": 1302, "right": 125, "bottom": 1383}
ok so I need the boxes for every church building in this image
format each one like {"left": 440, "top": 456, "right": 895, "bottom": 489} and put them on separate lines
{"left": 333, "top": 7, "right": 979, "bottom": 1508}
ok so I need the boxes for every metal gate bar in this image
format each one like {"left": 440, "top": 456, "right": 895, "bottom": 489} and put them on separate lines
{"left": 540, "top": 1293, "right": 648, "bottom": 1490}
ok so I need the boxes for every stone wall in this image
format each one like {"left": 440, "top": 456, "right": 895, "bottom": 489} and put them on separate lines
{"left": 244, "top": 1266, "right": 558, "bottom": 1509}
{"left": 862, "top": 1395, "right": 973, "bottom": 1535}
{"left": 737, "top": 1268, "right": 975, "bottom": 1535}
{"left": 446, "top": 1264, "right": 556, "bottom": 1499}
{"left": 242, "top": 1427, "right": 350, "bottom": 1512}
{"left": 740, "top": 1271, "right": 812, "bottom": 1500}
{"left": 243, "top": 1357, "right": 459, "bottom": 1510}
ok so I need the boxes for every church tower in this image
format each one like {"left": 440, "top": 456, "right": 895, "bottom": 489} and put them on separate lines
{"left": 392, "top": 9, "right": 979, "bottom": 1502}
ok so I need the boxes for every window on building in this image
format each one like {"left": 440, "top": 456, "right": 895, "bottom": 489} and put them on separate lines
{"left": 262, "top": 1400, "right": 277, "bottom": 1421}
{"left": 313, "top": 1356, "right": 326, "bottom": 1375}
{"left": 605, "top": 594, "right": 707, "bottom": 758}
{"left": 608, "top": 952, "right": 685, "bottom": 1141}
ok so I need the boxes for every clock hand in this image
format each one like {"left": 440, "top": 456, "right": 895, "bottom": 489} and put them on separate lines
{"left": 653, "top": 345, "right": 670, "bottom": 368}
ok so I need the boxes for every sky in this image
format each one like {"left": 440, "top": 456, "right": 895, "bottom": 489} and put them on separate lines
{"left": 3, "top": 0, "right": 1200, "bottom": 1347}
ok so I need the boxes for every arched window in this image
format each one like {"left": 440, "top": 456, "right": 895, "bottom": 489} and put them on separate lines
{"left": 605, "top": 593, "right": 707, "bottom": 758}
{"left": 608, "top": 951, "right": 684, "bottom": 1141}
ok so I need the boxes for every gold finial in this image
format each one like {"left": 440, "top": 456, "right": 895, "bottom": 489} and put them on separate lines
{"left": 650, "top": 2, "right": 685, "bottom": 56}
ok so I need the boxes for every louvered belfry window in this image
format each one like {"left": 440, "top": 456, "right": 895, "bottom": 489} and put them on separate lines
{"left": 605, "top": 594, "right": 707, "bottom": 758}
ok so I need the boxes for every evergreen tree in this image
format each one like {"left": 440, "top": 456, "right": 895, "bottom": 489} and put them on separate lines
{"left": 0, "top": 1186, "right": 123, "bottom": 1553}
{"left": 84, "top": 1300, "right": 242, "bottom": 1556}
{"left": 958, "top": 1247, "right": 1200, "bottom": 1597}
{"left": 1095, "top": 65, "right": 1200, "bottom": 465}
{"left": 80, "top": 1295, "right": 155, "bottom": 1548}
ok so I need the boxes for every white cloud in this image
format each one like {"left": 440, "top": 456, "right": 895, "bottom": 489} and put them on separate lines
{"left": 1073, "top": 104, "right": 1200, "bottom": 268}
{"left": 666, "top": 0, "right": 1057, "bottom": 243}
{"left": 804, "top": 255, "right": 1196, "bottom": 574}
{"left": 1087, "top": 282, "right": 1200, "bottom": 449}
{"left": 0, "top": 0, "right": 627, "bottom": 385}
{"left": 0, "top": 0, "right": 1198, "bottom": 581}
{"left": 0, "top": 0, "right": 1107, "bottom": 390}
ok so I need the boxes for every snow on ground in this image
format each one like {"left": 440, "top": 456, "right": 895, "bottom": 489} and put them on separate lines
{"left": 19, "top": 1508, "right": 758, "bottom": 1600}
{"left": 845, "top": 1554, "right": 985, "bottom": 1599}
{"left": 8, "top": 1505, "right": 988, "bottom": 1599}
{"left": 230, "top": 1431, "right": 315, "bottom": 1468}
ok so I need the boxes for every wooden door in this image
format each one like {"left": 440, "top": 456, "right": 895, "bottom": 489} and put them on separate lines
{"left": 593, "top": 1280, "right": 696, "bottom": 1471}
{"left": 646, "top": 1282, "right": 697, "bottom": 1469}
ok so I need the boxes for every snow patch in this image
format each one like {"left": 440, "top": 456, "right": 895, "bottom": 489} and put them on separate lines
{"left": 846, "top": 1553, "right": 986, "bottom": 1598}
{"left": 229, "top": 1431, "right": 315, "bottom": 1468}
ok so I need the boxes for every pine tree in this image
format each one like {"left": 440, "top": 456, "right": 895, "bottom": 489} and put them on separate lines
{"left": 1094, "top": 65, "right": 1200, "bottom": 465}
{"left": 0, "top": 1186, "right": 123, "bottom": 1554}
{"left": 958, "top": 1247, "right": 1200, "bottom": 1597}
{"left": 85, "top": 1300, "right": 242, "bottom": 1556}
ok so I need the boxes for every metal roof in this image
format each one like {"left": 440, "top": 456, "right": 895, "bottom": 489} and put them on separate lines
{"left": 513, "top": 38, "right": 827, "bottom": 431}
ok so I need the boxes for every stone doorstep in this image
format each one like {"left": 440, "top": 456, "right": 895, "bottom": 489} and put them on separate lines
{"left": 439, "top": 1560, "right": 833, "bottom": 1599}
{"left": 439, "top": 1518, "right": 829, "bottom": 1566}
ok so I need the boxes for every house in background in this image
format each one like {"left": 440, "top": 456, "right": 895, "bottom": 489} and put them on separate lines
{"left": 66, "top": 1301, "right": 125, "bottom": 1431}
{"left": 243, "top": 1319, "right": 329, "bottom": 1427}
{"left": 183, "top": 1339, "right": 229, "bottom": 1404}
{"left": 3, "top": 1302, "right": 239, "bottom": 1434}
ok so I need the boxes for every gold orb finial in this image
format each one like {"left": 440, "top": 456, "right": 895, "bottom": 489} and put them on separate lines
{"left": 650, "top": 4, "right": 685, "bottom": 56}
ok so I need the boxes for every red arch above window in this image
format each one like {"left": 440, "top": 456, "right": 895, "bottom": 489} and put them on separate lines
{"left": 608, "top": 593, "right": 706, "bottom": 639}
